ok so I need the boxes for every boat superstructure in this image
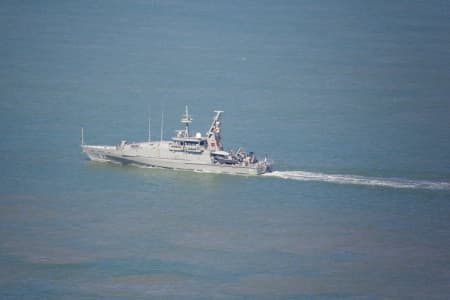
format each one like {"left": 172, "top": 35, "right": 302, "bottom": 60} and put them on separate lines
{"left": 81, "top": 107, "right": 272, "bottom": 175}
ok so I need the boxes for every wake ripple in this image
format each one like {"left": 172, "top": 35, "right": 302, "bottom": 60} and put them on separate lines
{"left": 264, "top": 171, "right": 450, "bottom": 191}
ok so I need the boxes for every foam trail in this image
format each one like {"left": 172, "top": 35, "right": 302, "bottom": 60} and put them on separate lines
{"left": 264, "top": 171, "right": 450, "bottom": 191}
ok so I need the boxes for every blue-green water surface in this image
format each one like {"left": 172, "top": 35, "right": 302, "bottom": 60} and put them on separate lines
{"left": 1, "top": 1, "right": 450, "bottom": 299}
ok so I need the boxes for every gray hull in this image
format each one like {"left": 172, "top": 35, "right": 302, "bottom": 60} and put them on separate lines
{"left": 82, "top": 142, "right": 269, "bottom": 175}
{"left": 81, "top": 108, "right": 272, "bottom": 176}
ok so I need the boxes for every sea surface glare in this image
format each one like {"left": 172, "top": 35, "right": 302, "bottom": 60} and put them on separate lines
{"left": 1, "top": 1, "right": 450, "bottom": 299}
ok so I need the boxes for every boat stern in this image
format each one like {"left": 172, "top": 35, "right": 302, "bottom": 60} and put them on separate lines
{"left": 255, "top": 159, "right": 273, "bottom": 175}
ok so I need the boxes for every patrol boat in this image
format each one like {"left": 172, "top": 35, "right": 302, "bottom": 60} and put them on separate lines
{"left": 81, "top": 107, "right": 272, "bottom": 175}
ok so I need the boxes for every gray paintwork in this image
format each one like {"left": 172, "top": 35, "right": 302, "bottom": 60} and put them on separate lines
{"left": 81, "top": 108, "right": 272, "bottom": 175}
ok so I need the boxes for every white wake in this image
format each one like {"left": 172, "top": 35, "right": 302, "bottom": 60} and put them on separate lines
{"left": 264, "top": 171, "right": 450, "bottom": 191}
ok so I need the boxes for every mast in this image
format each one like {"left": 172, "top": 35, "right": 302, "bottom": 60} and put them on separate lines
{"left": 207, "top": 110, "right": 223, "bottom": 151}
{"left": 181, "top": 105, "right": 192, "bottom": 137}
{"left": 147, "top": 106, "right": 151, "bottom": 142}
{"left": 148, "top": 117, "right": 151, "bottom": 142}
{"left": 160, "top": 105, "right": 164, "bottom": 142}
{"left": 81, "top": 127, "right": 84, "bottom": 145}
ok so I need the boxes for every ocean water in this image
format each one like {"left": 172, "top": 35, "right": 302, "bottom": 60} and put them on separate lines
{"left": 1, "top": 1, "right": 450, "bottom": 299}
